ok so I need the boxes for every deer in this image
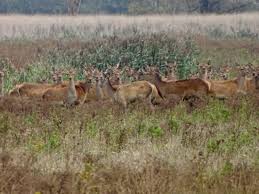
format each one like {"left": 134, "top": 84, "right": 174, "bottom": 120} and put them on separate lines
{"left": 204, "top": 67, "right": 247, "bottom": 99}
{"left": 83, "top": 68, "right": 102, "bottom": 102}
{"left": 103, "top": 76, "right": 163, "bottom": 110}
{"left": 8, "top": 69, "right": 67, "bottom": 98}
{"left": 239, "top": 71, "right": 259, "bottom": 95}
{"left": 142, "top": 68, "right": 209, "bottom": 101}
{"left": 93, "top": 69, "right": 104, "bottom": 101}
{"left": 108, "top": 63, "right": 122, "bottom": 85}
{"left": 64, "top": 71, "right": 79, "bottom": 106}
{"left": 8, "top": 82, "right": 58, "bottom": 98}
{"left": 42, "top": 70, "right": 80, "bottom": 106}
{"left": 199, "top": 63, "right": 212, "bottom": 80}
{"left": 166, "top": 62, "right": 177, "bottom": 81}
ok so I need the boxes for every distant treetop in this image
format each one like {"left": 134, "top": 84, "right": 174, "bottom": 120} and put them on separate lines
{"left": 0, "top": 0, "right": 258, "bottom": 14}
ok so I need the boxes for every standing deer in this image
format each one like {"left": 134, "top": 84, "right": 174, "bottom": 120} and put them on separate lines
{"left": 103, "top": 77, "right": 163, "bottom": 110}
{"left": 142, "top": 68, "right": 209, "bottom": 100}
{"left": 239, "top": 71, "right": 259, "bottom": 95}
{"left": 205, "top": 68, "right": 247, "bottom": 98}
{"left": 166, "top": 62, "right": 177, "bottom": 81}
{"left": 42, "top": 70, "right": 79, "bottom": 106}
{"left": 65, "top": 71, "right": 78, "bottom": 106}
{"left": 93, "top": 69, "right": 104, "bottom": 101}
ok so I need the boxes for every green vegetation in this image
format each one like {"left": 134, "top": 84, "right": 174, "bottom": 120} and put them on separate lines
{"left": 0, "top": 98, "right": 258, "bottom": 193}
{"left": 0, "top": 13, "right": 259, "bottom": 193}
{"left": 0, "top": 34, "right": 199, "bottom": 92}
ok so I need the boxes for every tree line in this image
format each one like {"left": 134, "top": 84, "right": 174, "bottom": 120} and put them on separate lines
{"left": 0, "top": 0, "right": 258, "bottom": 14}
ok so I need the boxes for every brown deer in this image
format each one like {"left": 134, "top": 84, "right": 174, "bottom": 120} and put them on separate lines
{"left": 109, "top": 63, "right": 122, "bottom": 85}
{"left": 8, "top": 69, "right": 66, "bottom": 98}
{"left": 9, "top": 82, "right": 58, "bottom": 98}
{"left": 42, "top": 70, "right": 79, "bottom": 106}
{"left": 240, "top": 71, "right": 259, "bottom": 95}
{"left": 93, "top": 69, "right": 104, "bottom": 101}
{"left": 103, "top": 77, "right": 163, "bottom": 110}
{"left": 146, "top": 71, "right": 209, "bottom": 100}
{"left": 206, "top": 69, "right": 247, "bottom": 98}
{"left": 64, "top": 71, "right": 79, "bottom": 106}
{"left": 83, "top": 68, "right": 101, "bottom": 102}
{"left": 199, "top": 63, "right": 212, "bottom": 80}
{"left": 166, "top": 62, "right": 177, "bottom": 81}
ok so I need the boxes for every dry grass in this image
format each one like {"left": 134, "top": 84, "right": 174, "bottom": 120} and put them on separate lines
{"left": 0, "top": 12, "right": 259, "bottom": 194}
{"left": 0, "top": 13, "right": 259, "bottom": 40}
{"left": 0, "top": 96, "right": 259, "bottom": 193}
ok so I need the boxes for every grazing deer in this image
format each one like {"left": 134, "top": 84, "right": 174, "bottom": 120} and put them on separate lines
{"left": 0, "top": 71, "right": 4, "bottom": 97}
{"left": 104, "top": 77, "right": 163, "bottom": 110}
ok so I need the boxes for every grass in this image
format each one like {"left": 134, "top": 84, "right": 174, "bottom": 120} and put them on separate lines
{"left": 0, "top": 97, "right": 258, "bottom": 193}
{"left": 0, "top": 13, "right": 259, "bottom": 40}
{"left": 0, "top": 13, "right": 259, "bottom": 194}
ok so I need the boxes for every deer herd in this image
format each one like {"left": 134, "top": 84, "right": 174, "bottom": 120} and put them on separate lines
{"left": 0, "top": 62, "right": 259, "bottom": 111}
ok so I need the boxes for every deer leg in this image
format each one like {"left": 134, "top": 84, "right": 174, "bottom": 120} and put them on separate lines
{"left": 121, "top": 99, "right": 127, "bottom": 110}
{"left": 147, "top": 95, "right": 155, "bottom": 111}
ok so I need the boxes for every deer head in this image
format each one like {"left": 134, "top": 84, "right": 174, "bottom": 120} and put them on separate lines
{"left": 83, "top": 68, "right": 94, "bottom": 84}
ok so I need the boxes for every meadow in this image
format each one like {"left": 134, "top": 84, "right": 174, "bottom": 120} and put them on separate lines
{"left": 0, "top": 14, "right": 259, "bottom": 194}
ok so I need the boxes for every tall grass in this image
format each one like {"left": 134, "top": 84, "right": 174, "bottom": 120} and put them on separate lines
{"left": 0, "top": 12, "right": 259, "bottom": 194}
{"left": 0, "top": 97, "right": 258, "bottom": 193}
{"left": 0, "top": 13, "right": 259, "bottom": 40}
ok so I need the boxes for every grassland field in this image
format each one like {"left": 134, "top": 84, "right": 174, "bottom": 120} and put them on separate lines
{"left": 0, "top": 14, "right": 259, "bottom": 194}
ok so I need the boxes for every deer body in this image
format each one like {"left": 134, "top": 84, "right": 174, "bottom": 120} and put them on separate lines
{"left": 105, "top": 79, "right": 163, "bottom": 109}
{"left": 152, "top": 73, "right": 209, "bottom": 99}
{"left": 207, "top": 71, "right": 247, "bottom": 98}
{"left": 207, "top": 79, "right": 241, "bottom": 98}
{"left": 9, "top": 83, "right": 59, "bottom": 98}
{"left": 42, "top": 72, "right": 82, "bottom": 106}
{"left": 65, "top": 75, "right": 78, "bottom": 106}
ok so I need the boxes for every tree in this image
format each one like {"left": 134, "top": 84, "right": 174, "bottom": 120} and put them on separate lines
{"left": 67, "top": 0, "right": 81, "bottom": 15}
{"left": 199, "top": 0, "right": 209, "bottom": 13}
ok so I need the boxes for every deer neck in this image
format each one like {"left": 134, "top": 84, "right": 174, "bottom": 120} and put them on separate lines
{"left": 105, "top": 79, "right": 116, "bottom": 98}
{"left": 170, "top": 71, "right": 176, "bottom": 80}
{"left": 95, "top": 78, "right": 104, "bottom": 100}
{"left": 154, "top": 73, "right": 165, "bottom": 86}
{"left": 68, "top": 78, "right": 76, "bottom": 94}
{"left": 237, "top": 73, "right": 246, "bottom": 93}
{"left": 57, "top": 77, "right": 63, "bottom": 85}
{"left": 202, "top": 68, "right": 208, "bottom": 80}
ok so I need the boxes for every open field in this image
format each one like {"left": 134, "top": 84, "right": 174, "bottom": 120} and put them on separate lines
{"left": 0, "top": 13, "right": 259, "bottom": 40}
{"left": 0, "top": 14, "right": 259, "bottom": 194}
